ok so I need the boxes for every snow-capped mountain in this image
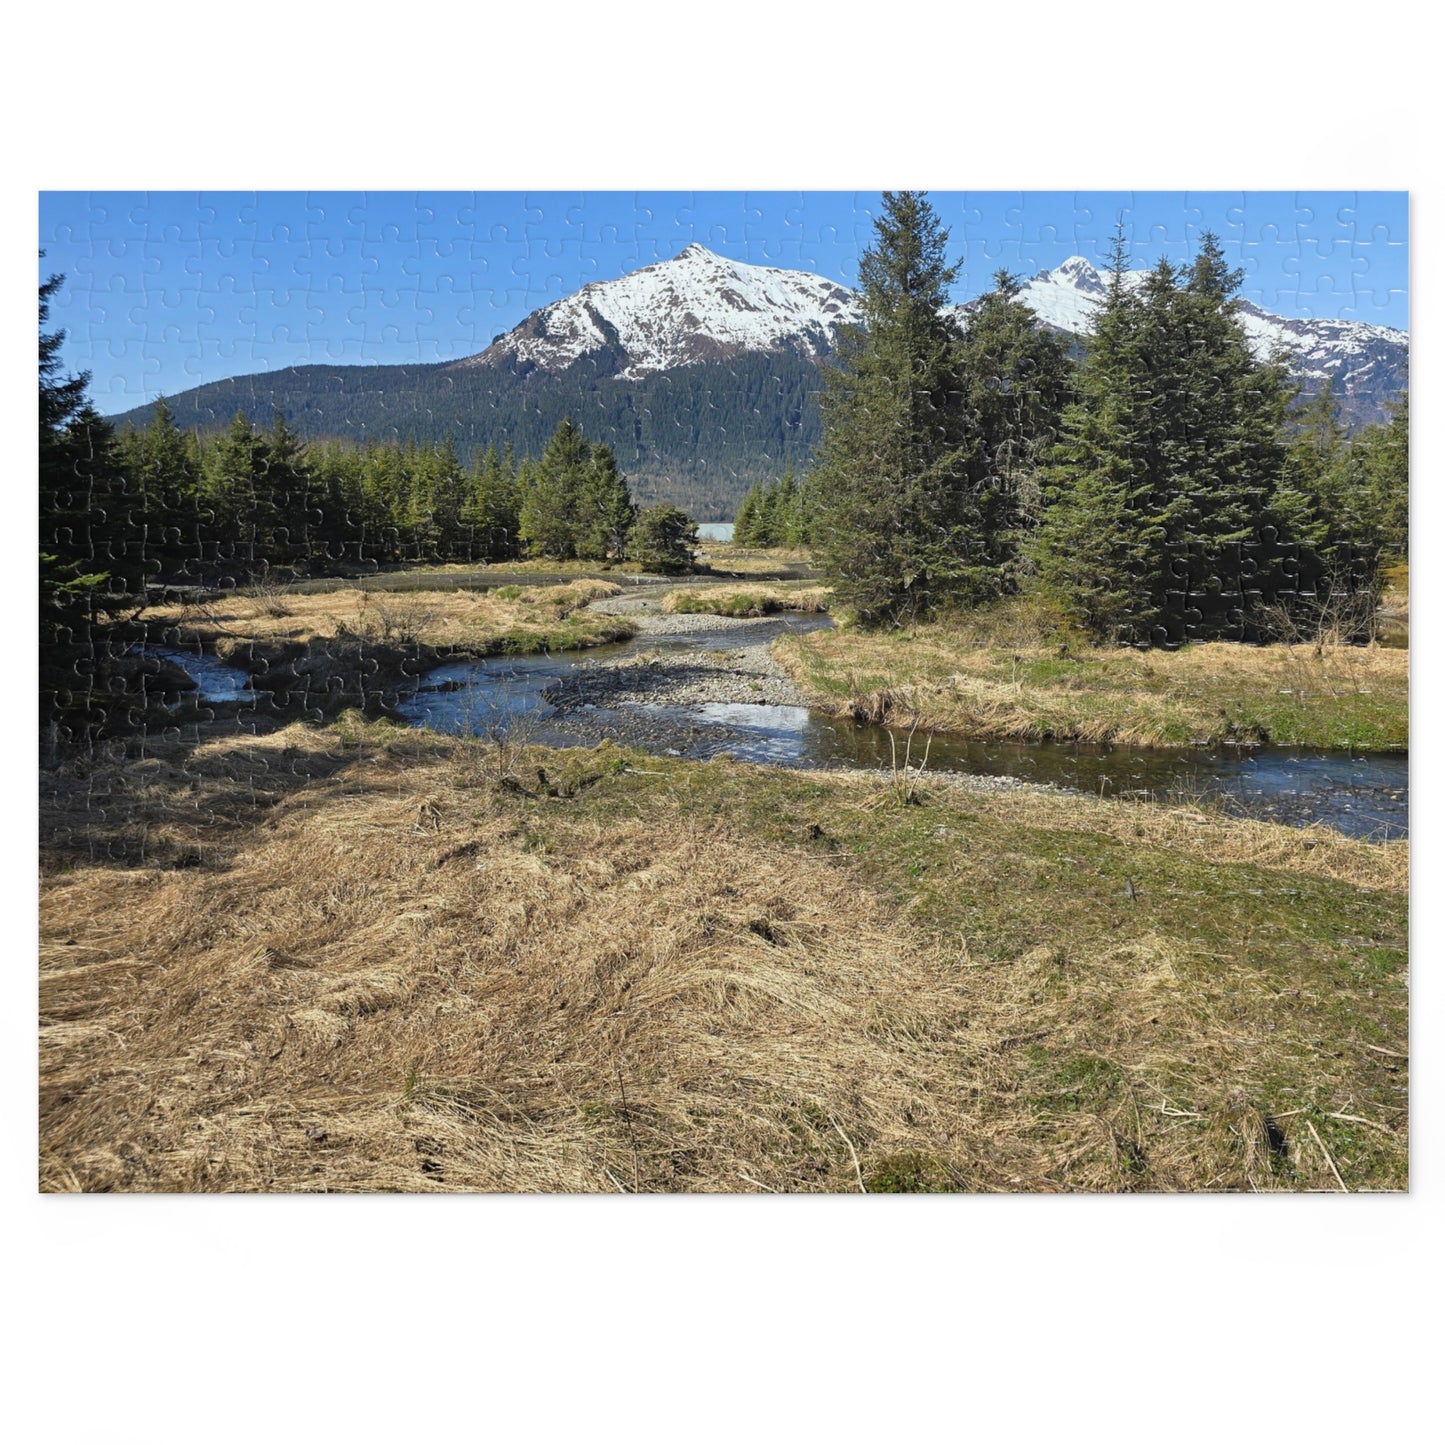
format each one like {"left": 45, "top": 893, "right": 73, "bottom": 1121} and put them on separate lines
{"left": 464, "top": 244, "right": 1405, "bottom": 425}
{"left": 953, "top": 257, "right": 1408, "bottom": 426}
{"left": 118, "top": 243, "right": 1408, "bottom": 523}
{"left": 460, "top": 242, "right": 862, "bottom": 379}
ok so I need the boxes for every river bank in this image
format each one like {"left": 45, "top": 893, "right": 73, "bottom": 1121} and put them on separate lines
{"left": 39, "top": 714, "right": 1407, "bottom": 1193}
{"left": 143, "top": 588, "right": 1408, "bottom": 838}
{"left": 771, "top": 618, "right": 1409, "bottom": 752}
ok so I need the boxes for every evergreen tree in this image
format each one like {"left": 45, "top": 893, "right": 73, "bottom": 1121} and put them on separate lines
{"left": 1033, "top": 228, "right": 1303, "bottom": 642}
{"left": 733, "top": 484, "right": 764, "bottom": 546}
{"left": 310, "top": 439, "right": 368, "bottom": 566}
{"left": 261, "top": 410, "right": 313, "bottom": 567}
{"left": 952, "top": 270, "right": 1070, "bottom": 580}
{"left": 1030, "top": 231, "right": 1163, "bottom": 641}
{"left": 201, "top": 412, "right": 276, "bottom": 569}
{"left": 771, "top": 469, "right": 802, "bottom": 547}
{"left": 1366, "top": 390, "right": 1409, "bottom": 557}
{"left": 40, "top": 265, "right": 132, "bottom": 733}
{"left": 631, "top": 504, "right": 698, "bottom": 574}
{"left": 1289, "top": 377, "right": 1345, "bottom": 484}
{"left": 519, "top": 417, "right": 591, "bottom": 559}
{"left": 115, "top": 399, "right": 204, "bottom": 581}
{"left": 1163, "top": 235, "right": 1294, "bottom": 630}
{"left": 425, "top": 435, "right": 470, "bottom": 560}
{"left": 462, "top": 443, "right": 522, "bottom": 561}
{"left": 812, "top": 190, "right": 976, "bottom": 624}
{"left": 1308, "top": 389, "right": 1408, "bottom": 583}
{"left": 575, "top": 442, "right": 636, "bottom": 560}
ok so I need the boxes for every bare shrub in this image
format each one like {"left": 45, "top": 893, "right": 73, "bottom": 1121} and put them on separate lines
{"left": 449, "top": 672, "right": 545, "bottom": 790}
{"left": 242, "top": 575, "right": 295, "bottom": 620}
{"left": 351, "top": 593, "right": 440, "bottom": 647}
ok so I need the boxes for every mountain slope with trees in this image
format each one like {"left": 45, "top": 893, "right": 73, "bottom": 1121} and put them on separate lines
{"left": 108, "top": 240, "right": 1407, "bottom": 522}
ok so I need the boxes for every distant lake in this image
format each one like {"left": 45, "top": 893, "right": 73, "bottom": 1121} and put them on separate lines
{"left": 696, "top": 522, "right": 735, "bottom": 542}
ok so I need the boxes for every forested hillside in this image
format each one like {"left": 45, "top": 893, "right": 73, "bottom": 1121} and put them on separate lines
{"left": 108, "top": 236, "right": 1406, "bottom": 525}
{"left": 111, "top": 351, "right": 822, "bottom": 521}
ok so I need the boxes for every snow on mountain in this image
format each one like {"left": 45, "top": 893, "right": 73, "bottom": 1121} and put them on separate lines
{"left": 461, "top": 245, "right": 1405, "bottom": 426}
{"left": 952, "top": 257, "right": 1408, "bottom": 424}
{"left": 463, "top": 242, "right": 862, "bottom": 379}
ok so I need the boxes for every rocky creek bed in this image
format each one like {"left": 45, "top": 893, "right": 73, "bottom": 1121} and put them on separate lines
{"left": 544, "top": 642, "right": 811, "bottom": 711}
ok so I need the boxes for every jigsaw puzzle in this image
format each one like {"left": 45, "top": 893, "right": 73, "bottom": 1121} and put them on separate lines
{"left": 37, "top": 192, "right": 1409, "bottom": 1194}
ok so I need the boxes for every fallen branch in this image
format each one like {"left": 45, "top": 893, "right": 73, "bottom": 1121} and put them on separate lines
{"left": 1306, "top": 1119, "right": 1349, "bottom": 1192}
{"left": 1325, "top": 1111, "right": 1398, "bottom": 1136}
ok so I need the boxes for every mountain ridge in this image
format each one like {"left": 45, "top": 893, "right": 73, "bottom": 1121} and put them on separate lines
{"left": 111, "top": 243, "right": 1408, "bottom": 516}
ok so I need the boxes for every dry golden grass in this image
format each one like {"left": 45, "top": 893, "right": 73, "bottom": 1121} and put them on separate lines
{"left": 774, "top": 626, "right": 1408, "bottom": 750}
{"left": 150, "top": 580, "right": 627, "bottom": 653}
{"left": 694, "top": 544, "right": 815, "bottom": 577}
{"left": 40, "top": 728, "right": 962, "bottom": 1192}
{"left": 662, "top": 583, "right": 832, "bottom": 617}
{"left": 39, "top": 723, "right": 1407, "bottom": 1192}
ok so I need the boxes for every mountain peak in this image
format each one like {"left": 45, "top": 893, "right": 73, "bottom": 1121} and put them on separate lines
{"left": 1051, "top": 256, "right": 1108, "bottom": 295}
{"left": 467, "top": 241, "right": 861, "bottom": 379}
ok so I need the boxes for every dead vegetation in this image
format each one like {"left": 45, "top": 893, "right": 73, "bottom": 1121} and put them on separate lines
{"left": 39, "top": 721, "right": 1407, "bottom": 1192}
{"left": 693, "top": 544, "right": 816, "bottom": 578}
{"left": 152, "top": 580, "right": 629, "bottom": 654}
{"left": 774, "top": 625, "right": 1408, "bottom": 751}
{"left": 662, "top": 583, "right": 832, "bottom": 618}
{"left": 131, "top": 582, "right": 635, "bottom": 717}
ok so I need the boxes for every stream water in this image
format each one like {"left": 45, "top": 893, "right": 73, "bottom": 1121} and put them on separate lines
{"left": 150, "top": 618, "right": 1409, "bottom": 840}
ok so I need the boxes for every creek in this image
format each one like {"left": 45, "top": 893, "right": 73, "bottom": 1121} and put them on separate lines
{"left": 150, "top": 617, "right": 1409, "bottom": 841}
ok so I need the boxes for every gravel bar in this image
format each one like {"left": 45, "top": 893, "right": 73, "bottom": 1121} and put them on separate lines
{"left": 545, "top": 642, "right": 812, "bottom": 711}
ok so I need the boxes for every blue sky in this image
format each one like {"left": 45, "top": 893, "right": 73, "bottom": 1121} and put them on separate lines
{"left": 39, "top": 190, "right": 1409, "bottom": 416}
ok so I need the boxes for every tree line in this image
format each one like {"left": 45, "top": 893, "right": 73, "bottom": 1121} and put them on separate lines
{"left": 732, "top": 469, "right": 816, "bottom": 548}
{"left": 101, "top": 403, "right": 697, "bottom": 578}
{"left": 807, "top": 192, "right": 1408, "bottom": 641}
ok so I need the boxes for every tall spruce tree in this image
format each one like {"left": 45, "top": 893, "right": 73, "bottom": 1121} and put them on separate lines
{"left": 1030, "top": 231, "right": 1163, "bottom": 641}
{"left": 733, "top": 483, "right": 765, "bottom": 546}
{"left": 1366, "top": 390, "right": 1409, "bottom": 557}
{"left": 40, "top": 265, "right": 137, "bottom": 736}
{"left": 812, "top": 191, "right": 976, "bottom": 624}
{"left": 631, "top": 504, "right": 698, "bottom": 573}
{"left": 952, "top": 270, "right": 1070, "bottom": 583}
{"left": 115, "top": 399, "right": 203, "bottom": 581}
{"left": 575, "top": 442, "right": 636, "bottom": 560}
{"left": 1033, "top": 228, "right": 1303, "bottom": 642}
{"left": 519, "top": 417, "right": 591, "bottom": 559}
{"left": 462, "top": 443, "right": 522, "bottom": 561}
{"left": 1163, "top": 235, "right": 1294, "bottom": 631}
